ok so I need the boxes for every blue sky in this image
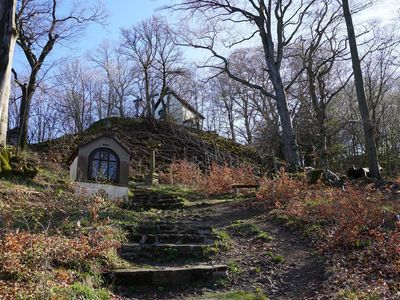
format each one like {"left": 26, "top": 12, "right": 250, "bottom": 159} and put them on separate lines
{"left": 13, "top": 0, "right": 171, "bottom": 68}
{"left": 78, "top": 0, "right": 400, "bottom": 55}
{"left": 13, "top": 0, "right": 399, "bottom": 70}
{"left": 85, "top": 0, "right": 170, "bottom": 51}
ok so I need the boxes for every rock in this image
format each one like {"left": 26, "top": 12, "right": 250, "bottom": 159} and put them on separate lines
{"left": 306, "top": 168, "right": 324, "bottom": 184}
{"left": 8, "top": 153, "right": 39, "bottom": 179}
{"left": 322, "top": 169, "right": 342, "bottom": 187}
{"left": 347, "top": 166, "right": 369, "bottom": 179}
{"left": 306, "top": 168, "right": 342, "bottom": 186}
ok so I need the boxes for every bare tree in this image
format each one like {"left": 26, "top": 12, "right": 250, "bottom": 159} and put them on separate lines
{"left": 91, "top": 42, "right": 137, "bottom": 118}
{"left": 209, "top": 75, "right": 237, "bottom": 141}
{"left": 29, "top": 90, "right": 59, "bottom": 143}
{"left": 295, "top": 0, "right": 351, "bottom": 167}
{"left": 121, "top": 18, "right": 158, "bottom": 117}
{"left": 170, "top": 0, "right": 317, "bottom": 170}
{"left": 363, "top": 31, "right": 400, "bottom": 149}
{"left": 13, "top": 0, "right": 105, "bottom": 149}
{"left": 121, "top": 16, "right": 185, "bottom": 118}
{"left": 0, "top": 0, "right": 17, "bottom": 146}
{"left": 55, "top": 59, "right": 96, "bottom": 134}
{"left": 341, "top": 0, "right": 381, "bottom": 178}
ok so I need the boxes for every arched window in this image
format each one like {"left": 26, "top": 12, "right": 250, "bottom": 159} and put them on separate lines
{"left": 88, "top": 148, "right": 119, "bottom": 183}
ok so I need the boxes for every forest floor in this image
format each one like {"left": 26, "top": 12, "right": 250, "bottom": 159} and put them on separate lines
{"left": 122, "top": 196, "right": 328, "bottom": 300}
{"left": 1, "top": 160, "right": 399, "bottom": 299}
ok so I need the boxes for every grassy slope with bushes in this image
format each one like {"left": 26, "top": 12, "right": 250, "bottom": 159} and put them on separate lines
{"left": 2, "top": 124, "right": 399, "bottom": 298}
{"left": 0, "top": 154, "right": 136, "bottom": 299}
{"left": 254, "top": 171, "right": 400, "bottom": 297}
{"left": 161, "top": 162, "right": 400, "bottom": 298}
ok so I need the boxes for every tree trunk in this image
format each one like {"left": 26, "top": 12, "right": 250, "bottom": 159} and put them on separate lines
{"left": 0, "top": 0, "right": 17, "bottom": 147}
{"left": 342, "top": 0, "right": 381, "bottom": 178}
{"left": 18, "top": 84, "right": 32, "bottom": 149}
{"left": 144, "top": 67, "right": 152, "bottom": 118}
{"left": 270, "top": 71, "right": 301, "bottom": 171}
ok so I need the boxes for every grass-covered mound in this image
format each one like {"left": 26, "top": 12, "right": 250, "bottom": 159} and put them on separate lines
{"left": 33, "top": 118, "right": 268, "bottom": 173}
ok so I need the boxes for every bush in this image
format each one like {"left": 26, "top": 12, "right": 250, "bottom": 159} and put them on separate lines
{"left": 255, "top": 170, "right": 400, "bottom": 295}
{"left": 256, "top": 171, "right": 387, "bottom": 249}
{"left": 159, "top": 160, "right": 203, "bottom": 186}
{"left": 159, "top": 160, "right": 258, "bottom": 196}
{"left": 0, "top": 228, "right": 119, "bottom": 281}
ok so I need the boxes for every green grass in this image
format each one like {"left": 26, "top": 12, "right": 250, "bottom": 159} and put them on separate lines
{"left": 212, "top": 229, "right": 232, "bottom": 250}
{"left": 228, "top": 221, "right": 273, "bottom": 241}
{"left": 203, "top": 245, "right": 219, "bottom": 256}
{"left": 338, "top": 289, "right": 380, "bottom": 300}
{"left": 104, "top": 249, "right": 134, "bottom": 269}
{"left": 265, "top": 251, "right": 285, "bottom": 264}
{"left": 227, "top": 261, "right": 244, "bottom": 275}
{"left": 98, "top": 205, "right": 138, "bottom": 226}
{"left": 51, "top": 282, "right": 110, "bottom": 300}
{"left": 382, "top": 204, "right": 394, "bottom": 213}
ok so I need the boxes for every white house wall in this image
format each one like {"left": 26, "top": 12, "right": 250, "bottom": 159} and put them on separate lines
{"left": 155, "top": 93, "right": 197, "bottom": 125}
{"left": 75, "top": 182, "right": 129, "bottom": 200}
{"left": 169, "top": 96, "right": 183, "bottom": 124}
{"left": 182, "top": 106, "right": 195, "bottom": 122}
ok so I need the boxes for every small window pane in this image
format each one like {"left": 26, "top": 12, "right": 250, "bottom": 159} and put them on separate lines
{"left": 101, "top": 152, "right": 109, "bottom": 160}
{"left": 88, "top": 148, "right": 119, "bottom": 183}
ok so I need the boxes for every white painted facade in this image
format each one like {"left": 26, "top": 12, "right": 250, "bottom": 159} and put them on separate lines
{"left": 154, "top": 92, "right": 202, "bottom": 128}
{"left": 74, "top": 182, "right": 129, "bottom": 200}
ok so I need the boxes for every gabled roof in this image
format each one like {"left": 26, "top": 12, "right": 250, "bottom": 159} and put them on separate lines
{"left": 165, "top": 88, "right": 205, "bottom": 120}
{"left": 67, "top": 134, "right": 131, "bottom": 165}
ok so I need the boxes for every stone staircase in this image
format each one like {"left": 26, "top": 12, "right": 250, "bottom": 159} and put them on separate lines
{"left": 119, "top": 223, "right": 218, "bottom": 263}
{"left": 123, "top": 189, "right": 185, "bottom": 210}
{"left": 105, "top": 219, "right": 228, "bottom": 296}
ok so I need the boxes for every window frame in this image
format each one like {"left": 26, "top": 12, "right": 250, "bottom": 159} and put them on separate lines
{"left": 87, "top": 147, "right": 120, "bottom": 184}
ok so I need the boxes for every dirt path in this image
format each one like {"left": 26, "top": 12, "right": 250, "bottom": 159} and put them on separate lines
{"left": 146, "top": 199, "right": 328, "bottom": 299}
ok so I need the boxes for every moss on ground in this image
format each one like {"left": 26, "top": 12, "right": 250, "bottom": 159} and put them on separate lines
{"left": 228, "top": 221, "right": 273, "bottom": 241}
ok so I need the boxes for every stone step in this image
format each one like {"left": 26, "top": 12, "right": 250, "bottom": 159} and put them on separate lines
{"left": 124, "top": 191, "right": 185, "bottom": 210}
{"left": 128, "top": 223, "right": 213, "bottom": 235}
{"left": 130, "top": 191, "right": 176, "bottom": 197}
{"left": 105, "top": 265, "right": 228, "bottom": 287}
{"left": 132, "top": 197, "right": 179, "bottom": 203}
{"left": 118, "top": 243, "right": 212, "bottom": 261}
{"left": 132, "top": 201, "right": 183, "bottom": 206}
{"left": 134, "top": 203, "right": 184, "bottom": 210}
{"left": 122, "top": 202, "right": 184, "bottom": 211}
{"left": 129, "top": 233, "right": 218, "bottom": 245}
{"left": 129, "top": 194, "right": 179, "bottom": 199}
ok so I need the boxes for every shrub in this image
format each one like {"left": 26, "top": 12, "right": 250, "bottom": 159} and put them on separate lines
{"left": 256, "top": 170, "right": 387, "bottom": 249}
{"left": 0, "top": 228, "right": 119, "bottom": 281}
{"left": 256, "top": 171, "right": 400, "bottom": 295}
{"left": 159, "top": 160, "right": 203, "bottom": 186}
{"left": 160, "top": 160, "right": 258, "bottom": 196}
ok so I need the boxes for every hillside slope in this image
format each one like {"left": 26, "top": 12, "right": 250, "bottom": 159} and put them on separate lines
{"left": 34, "top": 118, "right": 268, "bottom": 173}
